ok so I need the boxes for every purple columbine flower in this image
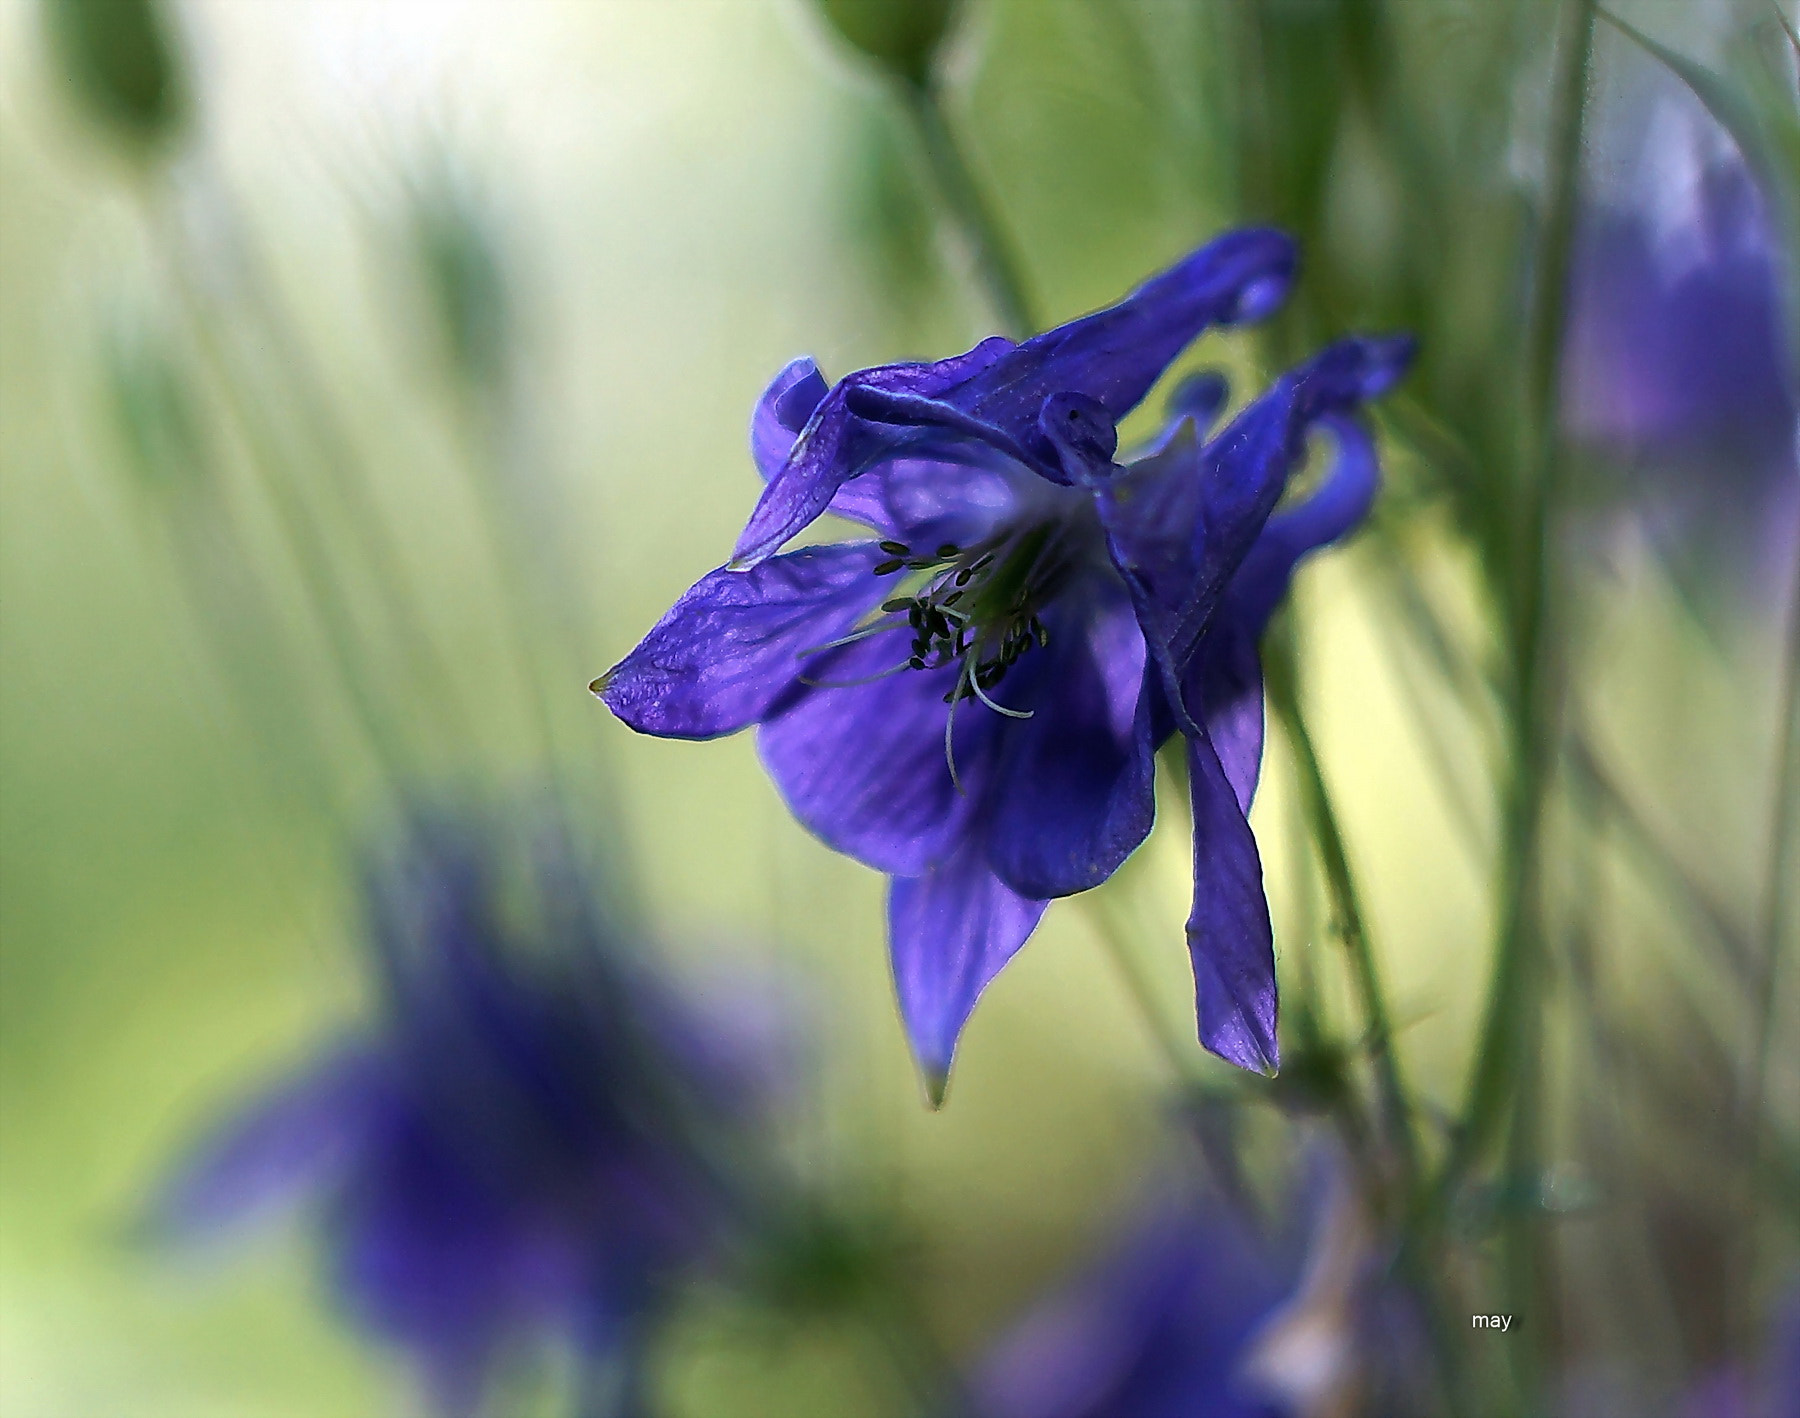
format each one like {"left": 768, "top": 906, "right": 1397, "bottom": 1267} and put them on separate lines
{"left": 596, "top": 229, "right": 1412, "bottom": 1098}
{"left": 971, "top": 1161, "right": 1424, "bottom": 1418}
{"left": 154, "top": 815, "right": 771, "bottom": 1418}
{"left": 1564, "top": 98, "right": 1798, "bottom": 586}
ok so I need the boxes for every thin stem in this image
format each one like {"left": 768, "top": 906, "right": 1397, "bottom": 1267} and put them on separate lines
{"left": 1443, "top": 0, "right": 1596, "bottom": 1198}
{"left": 1745, "top": 534, "right": 1800, "bottom": 1127}
{"left": 1735, "top": 511, "right": 1800, "bottom": 1350}
{"left": 160, "top": 243, "right": 417, "bottom": 799}
{"left": 1266, "top": 662, "right": 1421, "bottom": 1191}
{"left": 899, "top": 81, "right": 1037, "bottom": 337}
{"left": 185, "top": 165, "right": 481, "bottom": 761}
{"left": 1500, "top": 968, "right": 1548, "bottom": 1415}
{"left": 1080, "top": 894, "right": 1196, "bottom": 1085}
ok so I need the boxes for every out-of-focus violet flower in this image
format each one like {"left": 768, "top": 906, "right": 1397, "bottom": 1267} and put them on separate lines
{"left": 972, "top": 1162, "right": 1420, "bottom": 1418}
{"left": 155, "top": 814, "right": 775, "bottom": 1418}
{"left": 1674, "top": 1285, "right": 1800, "bottom": 1418}
{"left": 1565, "top": 98, "right": 1799, "bottom": 586}
{"left": 595, "top": 230, "right": 1412, "bottom": 1097}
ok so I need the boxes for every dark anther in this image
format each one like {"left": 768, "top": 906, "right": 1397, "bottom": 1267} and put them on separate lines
{"left": 874, "top": 559, "right": 904, "bottom": 576}
{"left": 881, "top": 597, "right": 911, "bottom": 614}
{"left": 909, "top": 655, "right": 926, "bottom": 670}
{"left": 879, "top": 540, "right": 910, "bottom": 555}
{"left": 935, "top": 543, "right": 960, "bottom": 559}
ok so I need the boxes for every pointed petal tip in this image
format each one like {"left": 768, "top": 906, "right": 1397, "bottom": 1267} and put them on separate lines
{"left": 588, "top": 672, "right": 612, "bottom": 697}
{"left": 1201, "top": 1024, "right": 1280, "bottom": 1078}
{"left": 1329, "top": 333, "right": 1418, "bottom": 402}
{"left": 1210, "top": 227, "right": 1299, "bottom": 324}
{"left": 922, "top": 1065, "right": 951, "bottom": 1111}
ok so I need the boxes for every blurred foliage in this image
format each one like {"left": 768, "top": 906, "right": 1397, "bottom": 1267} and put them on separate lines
{"left": 1, "top": 0, "right": 1797, "bottom": 1415}
{"left": 812, "top": 0, "right": 961, "bottom": 89}
{"left": 39, "top": 0, "right": 187, "bottom": 153}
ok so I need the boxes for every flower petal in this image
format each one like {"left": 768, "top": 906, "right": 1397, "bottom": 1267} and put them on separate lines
{"left": 953, "top": 227, "right": 1293, "bottom": 432}
{"left": 1176, "top": 414, "right": 1379, "bottom": 813}
{"left": 1230, "top": 412, "right": 1381, "bottom": 635}
{"left": 331, "top": 1107, "right": 532, "bottom": 1414}
{"left": 1186, "top": 728, "right": 1278, "bottom": 1074}
{"left": 834, "top": 231, "right": 1296, "bottom": 487}
{"left": 1186, "top": 616, "right": 1265, "bottom": 815}
{"left": 758, "top": 633, "right": 1000, "bottom": 876}
{"left": 151, "top": 1049, "right": 379, "bottom": 1239}
{"left": 825, "top": 454, "right": 1027, "bottom": 546}
{"left": 1101, "top": 336, "right": 1412, "bottom": 730}
{"left": 733, "top": 337, "right": 1016, "bottom": 566}
{"left": 986, "top": 589, "right": 1157, "bottom": 898}
{"left": 888, "top": 840, "right": 1049, "bottom": 1103}
{"left": 596, "top": 543, "right": 885, "bottom": 739}
{"left": 751, "top": 357, "right": 830, "bottom": 481}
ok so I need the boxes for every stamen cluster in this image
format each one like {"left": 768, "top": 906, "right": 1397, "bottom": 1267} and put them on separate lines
{"left": 873, "top": 537, "right": 1051, "bottom": 706}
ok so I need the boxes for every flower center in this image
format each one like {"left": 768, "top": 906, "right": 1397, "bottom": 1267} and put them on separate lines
{"left": 870, "top": 523, "right": 1076, "bottom": 712}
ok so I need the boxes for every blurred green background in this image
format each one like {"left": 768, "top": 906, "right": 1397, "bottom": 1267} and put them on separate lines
{"left": 1, "top": 2, "right": 1793, "bottom": 1414}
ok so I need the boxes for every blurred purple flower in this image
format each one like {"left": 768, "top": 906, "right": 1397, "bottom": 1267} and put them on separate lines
{"left": 972, "top": 1163, "right": 1420, "bottom": 1418}
{"left": 595, "top": 229, "right": 1411, "bottom": 1096}
{"left": 155, "top": 815, "right": 772, "bottom": 1418}
{"left": 1565, "top": 99, "right": 1798, "bottom": 583}
{"left": 1675, "top": 1285, "right": 1800, "bottom": 1418}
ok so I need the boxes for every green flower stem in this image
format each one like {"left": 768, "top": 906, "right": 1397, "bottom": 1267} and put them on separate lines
{"left": 1442, "top": 0, "right": 1596, "bottom": 1201}
{"left": 1264, "top": 651, "right": 1421, "bottom": 1192}
{"left": 178, "top": 171, "right": 481, "bottom": 766}
{"left": 1735, "top": 521, "right": 1800, "bottom": 1351}
{"left": 1081, "top": 893, "right": 1199, "bottom": 1086}
{"left": 1746, "top": 542, "right": 1800, "bottom": 1123}
{"left": 899, "top": 80, "right": 1038, "bottom": 337}
{"left": 149, "top": 205, "right": 418, "bottom": 803}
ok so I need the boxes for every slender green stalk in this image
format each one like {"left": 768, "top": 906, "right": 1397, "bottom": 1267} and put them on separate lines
{"left": 899, "top": 81, "right": 1037, "bottom": 337}
{"left": 1745, "top": 540, "right": 1800, "bottom": 1128}
{"left": 1266, "top": 663, "right": 1421, "bottom": 1190}
{"left": 1735, "top": 518, "right": 1800, "bottom": 1351}
{"left": 1081, "top": 894, "right": 1197, "bottom": 1085}
{"left": 1500, "top": 965, "right": 1549, "bottom": 1415}
{"left": 149, "top": 212, "right": 417, "bottom": 801}
{"left": 183, "top": 169, "right": 481, "bottom": 762}
{"left": 1443, "top": 0, "right": 1596, "bottom": 1197}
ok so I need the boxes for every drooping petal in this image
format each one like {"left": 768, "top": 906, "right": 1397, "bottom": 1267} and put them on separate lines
{"left": 1186, "top": 729, "right": 1278, "bottom": 1074}
{"left": 733, "top": 337, "right": 1015, "bottom": 565}
{"left": 595, "top": 544, "right": 886, "bottom": 740}
{"left": 1101, "top": 336, "right": 1413, "bottom": 730}
{"left": 151, "top": 1049, "right": 380, "bottom": 1239}
{"left": 1175, "top": 414, "right": 1379, "bottom": 813}
{"left": 751, "top": 357, "right": 830, "bottom": 481}
{"left": 986, "top": 588, "right": 1157, "bottom": 898}
{"left": 888, "top": 840, "right": 1049, "bottom": 1103}
{"left": 757, "top": 633, "right": 1001, "bottom": 876}
{"left": 1186, "top": 616, "right": 1264, "bottom": 815}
